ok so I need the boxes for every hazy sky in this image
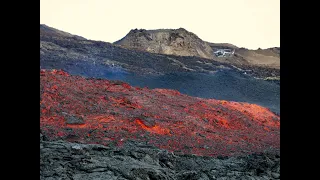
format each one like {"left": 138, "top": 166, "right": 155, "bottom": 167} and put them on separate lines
{"left": 40, "top": 0, "right": 280, "bottom": 49}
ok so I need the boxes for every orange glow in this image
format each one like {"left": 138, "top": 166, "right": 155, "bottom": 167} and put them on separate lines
{"left": 66, "top": 124, "right": 87, "bottom": 128}
{"left": 135, "top": 119, "right": 171, "bottom": 135}
{"left": 40, "top": 70, "right": 280, "bottom": 157}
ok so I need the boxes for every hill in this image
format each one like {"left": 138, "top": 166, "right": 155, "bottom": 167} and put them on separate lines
{"left": 114, "top": 28, "right": 214, "bottom": 59}
{"left": 115, "top": 28, "right": 280, "bottom": 68}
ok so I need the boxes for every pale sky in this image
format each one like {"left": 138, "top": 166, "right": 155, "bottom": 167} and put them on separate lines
{"left": 40, "top": 0, "right": 280, "bottom": 49}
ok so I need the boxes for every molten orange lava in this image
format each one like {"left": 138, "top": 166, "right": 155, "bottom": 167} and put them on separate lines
{"left": 40, "top": 69, "right": 280, "bottom": 157}
{"left": 135, "top": 119, "right": 171, "bottom": 135}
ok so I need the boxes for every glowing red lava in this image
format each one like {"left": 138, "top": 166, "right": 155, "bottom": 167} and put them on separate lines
{"left": 40, "top": 69, "right": 280, "bottom": 157}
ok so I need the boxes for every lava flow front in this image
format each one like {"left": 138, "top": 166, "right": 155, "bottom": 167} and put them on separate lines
{"left": 40, "top": 69, "right": 280, "bottom": 157}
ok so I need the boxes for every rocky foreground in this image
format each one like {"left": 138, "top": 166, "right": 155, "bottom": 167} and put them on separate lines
{"left": 41, "top": 134, "right": 280, "bottom": 180}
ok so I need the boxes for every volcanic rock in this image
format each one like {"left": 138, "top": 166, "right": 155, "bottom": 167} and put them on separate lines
{"left": 40, "top": 134, "right": 280, "bottom": 180}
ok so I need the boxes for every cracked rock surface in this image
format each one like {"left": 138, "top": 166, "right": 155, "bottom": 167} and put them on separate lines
{"left": 40, "top": 134, "right": 280, "bottom": 180}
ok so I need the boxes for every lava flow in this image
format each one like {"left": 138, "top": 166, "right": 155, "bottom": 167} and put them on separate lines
{"left": 40, "top": 69, "right": 280, "bottom": 157}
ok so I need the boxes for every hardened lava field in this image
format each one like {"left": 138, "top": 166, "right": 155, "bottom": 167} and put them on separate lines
{"left": 40, "top": 69, "right": 279, "bottom": 157}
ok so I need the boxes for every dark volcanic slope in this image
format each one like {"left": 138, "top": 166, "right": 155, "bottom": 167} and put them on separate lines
{"left": 119, "top": 71, "right": 280, "bottom": 114}
{"left": 40, "top": 24, "right": 280, "bottom": 113}
{"left": 40, "top": 70, "right": 280, "bottom": 157}
{"left": 40, "top": 24, "right": 86, "bottom": 40}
